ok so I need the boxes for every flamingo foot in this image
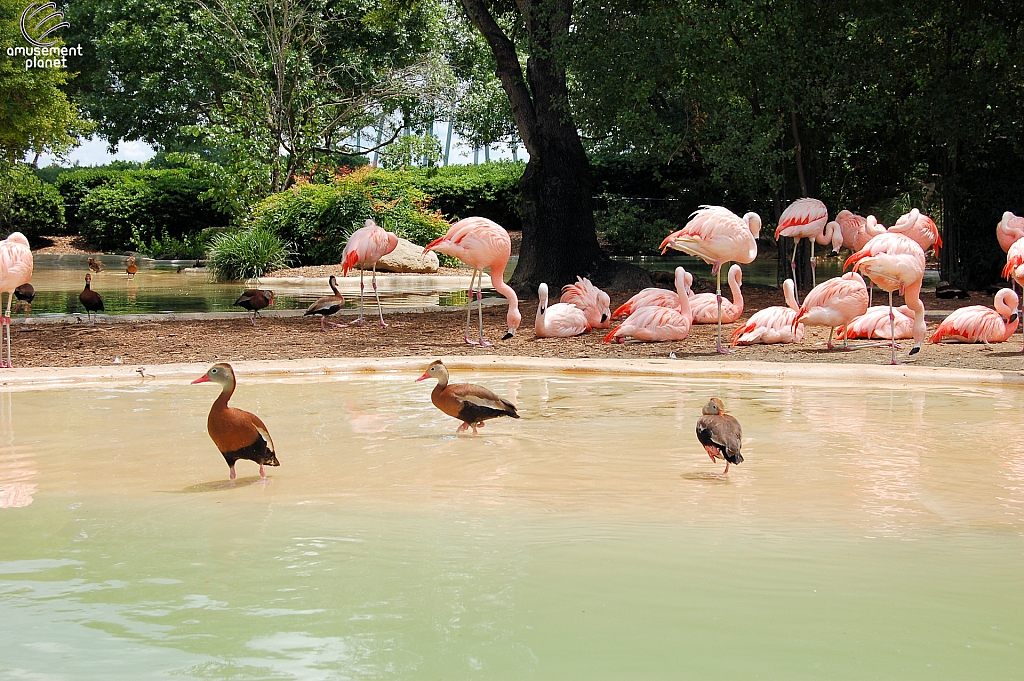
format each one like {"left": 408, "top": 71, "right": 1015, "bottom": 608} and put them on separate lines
{"left": 716, "top": 344, "right": 731, "bottom": 355}
{"left": 478, "top": 338, "right": 494, "bottom": 348}
{"left": 463, "top": 336, "right": 481, "bottom": 345}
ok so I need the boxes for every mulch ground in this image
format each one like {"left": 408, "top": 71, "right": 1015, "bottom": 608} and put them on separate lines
{"left": 10, "top": 287, "right": 1023, "bottom": 372}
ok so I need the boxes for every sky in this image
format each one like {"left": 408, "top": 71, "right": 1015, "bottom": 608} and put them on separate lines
{"left": 33, "top": 122, "right": 528, "bottom": 168}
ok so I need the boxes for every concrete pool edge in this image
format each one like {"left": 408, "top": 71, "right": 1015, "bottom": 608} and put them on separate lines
{"left": 0, "top": 355, "right": 1021, "bottom": 390}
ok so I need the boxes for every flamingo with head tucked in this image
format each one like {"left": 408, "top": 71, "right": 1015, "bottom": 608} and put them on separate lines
{"left": 560, "top": 277, "right": 610, "bottom": 329}
{"left": 660, "top": 206, "right": 760, "bottom": 353}
{"left": 845, "top": 232, "right": 927, "bottom": 364}
{"left": 997, "top": 211, "right": 1024, "bottom": 253}
{"left": 424, "top": 217, "right": 521, "bottom": 346}
{"left": 535, "top": 283, "right": 589, "bottom": 338}
{"left": 837, "top": 305, "right": 915, "bottom": 341}
{"left": 689, "top": 264, "right": 743, "bottom": 324}
{"left": 730, "top": 279, "right": 804, "bottom": 346}
{"left": 889, "top": 209, "right": 941, "bottom": 258}
{"left": 341, "top": 219, "right": 399, "bottom": 327}
{"left": 0, "top": 233, "right": 32, "bottom": 367}
{"left": 611, "top": 270, "right": 694, "bottom": 320}
{"left": 792, "top": 272, "right": 869, "bottom": 351}
{"left": 774, "top": 198, "right": 842, "bottom": 290}
{"left": 929, "top": 289, "right": 1019, "bottom": 347}
{"left": 603, "top": 266, "right": 693, "bottom": 343}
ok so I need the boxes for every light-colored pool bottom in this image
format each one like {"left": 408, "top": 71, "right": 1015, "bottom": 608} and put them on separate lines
{"left": 1, "top": 359, "right": 1023, "bottom": 679}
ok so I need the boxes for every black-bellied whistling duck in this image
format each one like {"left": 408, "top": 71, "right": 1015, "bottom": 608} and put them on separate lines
{"left": 13, "top": 283, "right": 34, "bottom": 314}
{"left": 126, "top": 256, "right": 138, "bottom": 279}
{"left": 192, "top": 363, "right": 279, "bottom": 480}
{"left": 234, "top": 289, "right": 274, "bottom": 327}
{"left": 303, "top": 275, "right": 346, "bottom": 331}
{"left": 79, "top": 274, "right": 103, "bottom": 324}
{"left": 416, "top": 360, "right": 519, "bottom": 434}
{"left": 695, "top": 398, "right": 743, "bottom": 474}
{"left": 87, "top": 257, "right": 104, "bottom": 273}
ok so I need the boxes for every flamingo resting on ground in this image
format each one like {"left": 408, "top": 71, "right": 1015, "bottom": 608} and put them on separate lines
{"left": 730, "top": 279, "right": 804, "bottom": 346}
{"left": 416, "top": 360, "right": 519, "bottom": 434}
{"left": 1001, "top": 236, "right": 1024, "bottom": 351}
{"left": 193, "top": 363, "right": 279, "bottom": 480}
{"left": 0, "top": 233, "right": 32, "bottom": 367}
{"left": 774, "top": 198, "right": 843, "bottom": 290}
{"left": 79, "top": 273, "right": 104, "bottom": 326}
{"left": 929, "top": 288, "right": 1019, "bottom": 347}
{"left": 792, "top": 272, "right": 869, "bottom": 350}
{"left": 424, "top": 217, "right": 521, "bottom": 345}
{"left": 341, "top": 219, "right": 399, "bottom": 327}
{"left": 997, "top": 211, "right": 1024, "bottom": 253}
{"left": 889, "top": 209, "right": 942, "bottom": 257}
{"left": 535, "top": 283, "right": 590, "bottom": 338}
{"left": 603, "top": 266, "right": 693, "bottom": 343}
{"left": 560, "top": 277, "right": 611, "bottom": 329}
{"left": 837, "top": 305, "right": 915, "bottom": 341}
{"left": 234, "top": 289, "right": 274, "bottom": 327}
{"left": 660, "top": 206, "right": 760, "bottom": 353}
{"left": 689, "top": 264, "right": 743, "bottom": 324}
{"left": 695, "top": 398, "right": 743, "bottom": 474}
{"left": 304, "top": 275, "right": 346, "bottom": 331}
{"left": 845, "top": 232, "right": 927, "bottom": 364}
{"left": 611, "top": 270, "right": 694, "bottom": 319}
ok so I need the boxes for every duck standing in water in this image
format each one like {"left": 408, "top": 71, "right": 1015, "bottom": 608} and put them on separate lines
{"left": 192, "top": 363, "right": 279, "bottom": 480}
{"left": 87, "top": 257, "right": 104, "bottom": 273}
{"left": 234, "top": 289, "right": 274, "bottom": 326}
{"left": 79, "top": 274, "right": 104, "bottom": 324}
{"left": 416, "top": 360, "right": 519, "bottom": 434}
{"left": 126, "top": 256, "right": 138, "bottom": 280}
{"left": 695, "top": 398, "right": 743, "bottom": 474}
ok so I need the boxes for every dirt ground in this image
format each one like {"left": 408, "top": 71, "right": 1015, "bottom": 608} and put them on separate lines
{"left": 9, "top": 286, "right": 1023, "bottom": 372}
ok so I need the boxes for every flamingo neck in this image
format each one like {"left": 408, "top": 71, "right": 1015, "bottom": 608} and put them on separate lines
{"left": 729, "top": 270, "right": 743, "bottom": 309}
{"left": 490, "top": 272, "right": 521, "bottom": 331}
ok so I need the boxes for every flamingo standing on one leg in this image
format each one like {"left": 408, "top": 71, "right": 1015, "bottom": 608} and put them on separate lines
{"left": 535, "top": 283, "right": 590, "bottom": 338}
{"left": 341, "top": 219, "right": 399, "bottom": 327}
{"left": 845, "top": 232, "right": 927, "bottom": 364}
{"left": 889, "top": 209, "right": 942, "bottom": 258}
{"left": 424, "top": 217, "right": 521, "bottom": 345}
{"left": 660, "top": 206, "right": 760, "bottom": 353}
{"left": 0, "top": 233, "right": 32, "bottom": 368}
{"left": 689, "top": 264, "right": 743, "bottom": 324}
{"left": 611, "top": 270, "right": 694, "bottom": 319}
{"left": 837, "top": 305, "right": 916, "bottom": 341}
{"left": 560, "top": 277, "right": 611, "bottom": 329}
{"left": 603, "top": 266, "right": 693, "bottom": 343}
{"left": 792, "top": 272, "right": 869, "bottom": 350}
{"left": 774, "top": 198, "right": 843, "bottom": 290}
{"left": 929, "top": 288, "right": 1019, "bottom": 347}
{"left": 730, "top": 279, "right": 804, "bottom": 345}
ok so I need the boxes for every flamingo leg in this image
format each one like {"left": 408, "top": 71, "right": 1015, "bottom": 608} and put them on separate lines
{"left": 888, "top": 290, "right": 897, "bottom": 365}
{"left": 715, "top": 267, "right": 729, "bottom": 354}
{"left": 372, "top": 264, "right": 387, "bottom": 327}
{"left": 477, "top": 273, "right": 486, "bottom": 346}
{"left": 791, "top": 238, "right": 799, "bottom": 288}
{"left": 827, "top": 326, "right": 835, "bottom": 350}
{"left": 356, "top": 269, "right": 366, "bottom": 326}
{"left": 810, "top": 242, "right": 816, "bottom": 289}
{"left": 1, "top": 292, "right": 9, "bottom": 367}
{"left": 464, "top": 269, "right": 480, "bottom": 344}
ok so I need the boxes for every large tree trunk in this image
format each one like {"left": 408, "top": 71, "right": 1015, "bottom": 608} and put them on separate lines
{"left": 460, "top": 0, "right": 649, "bottom": 295}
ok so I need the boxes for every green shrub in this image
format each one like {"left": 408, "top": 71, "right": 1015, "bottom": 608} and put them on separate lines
{"left": 207, "top": 226, "right": 291, "bottom": 281}
{"left": 407, "top": 161, "right": 523, "bottom": 230}
{"left": 0, "top": 164, "right": 66, "bottom": 239}
{"left": 250, "top": 165, "right": 455, "bottom": 266}
{"left": 594, "top": 195, "right": 677, "bottom": 255}
{"left": 53, "top": 167, "right": 132, "bottom": 232}
{"left": 74, "top": 168, "right": 232, "bottom": 251}
{"left": 132, "top": 229, "right": 216, "bottom": 260}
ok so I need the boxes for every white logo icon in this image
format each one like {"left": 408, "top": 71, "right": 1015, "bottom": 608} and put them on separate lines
{"left": 20, "top": 2, "right": 69, "bottom": 48}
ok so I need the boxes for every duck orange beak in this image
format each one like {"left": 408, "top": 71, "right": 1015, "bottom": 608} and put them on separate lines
{"left": 415, "top": 372, "right": 430, "bottom": 382}
{"left": 191, "top": 375, "right": 211, "bottom": 384}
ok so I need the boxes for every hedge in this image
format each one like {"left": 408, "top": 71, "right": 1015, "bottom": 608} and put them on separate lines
{"left": 0, "top": 164, "right": 65, "bottom": 240}
{"left": 407, "top": 161, "right": 524, "bottom": 230}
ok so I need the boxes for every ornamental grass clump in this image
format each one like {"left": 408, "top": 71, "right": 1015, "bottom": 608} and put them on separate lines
{"left": 207, "top": 225, "right": 291, "bottom": 281}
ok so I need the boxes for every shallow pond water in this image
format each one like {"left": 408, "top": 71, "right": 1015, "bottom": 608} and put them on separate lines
{"left": 1, "top": 370, "right": 1021, "bottom": 679}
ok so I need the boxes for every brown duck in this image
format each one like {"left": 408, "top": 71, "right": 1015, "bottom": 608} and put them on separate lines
{"left": 13, "top": 283, "right": 34, "bottom": 314}
{"left": 234, "top": 289, "right": 274, "bottom": 326}
{"left": 192, "top": 363, "right": 279, "bottom": 480}
{"left": 695, "top": 397, "right": 743, "bottom": 474}
{"left": 87, "top": 257, "right": 104, "bottom": 273}
{"left": 303, "top": 275, "right": 346, "bottom": 331}
{"left": 126, "top": 256, "right": 138, "bottom": 279}
{"left": 79, "top": 274, "right": 104, "bottom": 324}
{"left": 416, "top": 360, "right": 519, "bottom": 434}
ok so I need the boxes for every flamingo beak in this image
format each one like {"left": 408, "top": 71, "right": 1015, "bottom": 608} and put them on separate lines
{"left": 191, "top": 375, "right": 211, "bottom": 384}
{"left": 415, "top": 372, "right": 431, "bottom": 382}
{"left": 1011, "top": 313, "right": 1019, "bottom": 324}
{"left": 501, "top": 330, "right": 514, "bottom": 340}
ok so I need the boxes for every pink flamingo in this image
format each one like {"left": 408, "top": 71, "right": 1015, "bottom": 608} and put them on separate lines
{"left": 1000, "top": 237, "right": 1024, "bottom": 351}
{"left": 535, "top": 283, "right": 589, "bottom": 338}
{"left": 560, "top": 277, "right": 611, "bottom": 329}
{"left": 0, "top": 233, "right": 32, "bottom": 368}
{"left": 836, "top": 211, "right": 886, "bottom": 252}
{"left": 424, "top": 217, "right": 521, "bottom": 345}
{"left": 845, "top": 232, "right": 927, "bottom": 364}
{"left": 730, "top": 279, "right": 804, "bottom": 346}
{"left": 792, "top": 272, "right": 869, "bottom": 350}
{"left": 660, "top": 206, "right": 760, "bottom": 353}
{"left": 603, "top": 266, "right": 693, "bottom": 343}
{"left": 611, "top": 270, "right": 694, "bottom": 319}
{"left": 997, "top": 211, "right": 1024, "bottom": 253}
{"left": 774, "top": 198, "right": 843, "bottom": 289}
{"left": 837, "top": 305, "right": 915, "bottom": 341}
{"left": 888, "top": 209, "right": 942, "bottom": 257}
{"left": 690, "top": 264, "right": 743, "bottom": 324}
{"left": 929, "top": 288, "right": 1019, "bottom": 347}
{"left": 341, "top": 219, "right": 399, "bottom": 326}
